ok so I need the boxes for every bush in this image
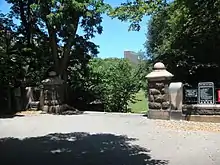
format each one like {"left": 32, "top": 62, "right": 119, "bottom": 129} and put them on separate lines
{"left": 89, "top": 58, "right": 141, "bottom": 112}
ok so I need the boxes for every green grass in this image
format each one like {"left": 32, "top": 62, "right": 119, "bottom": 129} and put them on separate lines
{"left": 129, "top": 90, "right": 148, "bottom": 114}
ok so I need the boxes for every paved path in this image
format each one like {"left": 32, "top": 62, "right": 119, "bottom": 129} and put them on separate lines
{"left": 0, "top": 112, "right": 220, "bottom": 165}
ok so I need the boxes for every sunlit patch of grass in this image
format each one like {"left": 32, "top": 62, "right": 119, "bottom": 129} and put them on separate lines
{"left": 129, "top": 90, "right": 148, "bottom": 114}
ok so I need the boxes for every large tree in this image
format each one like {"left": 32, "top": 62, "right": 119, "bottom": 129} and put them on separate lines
{"left": 2, "top": 0, "right": 111, "bottom": 105}
{"left": 146, "top": 0, "right": 220, "bottom": 84}
{"left": 6, "top": 0, "right": 110, "bottom": 80}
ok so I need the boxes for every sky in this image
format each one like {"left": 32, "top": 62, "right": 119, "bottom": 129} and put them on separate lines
{"left": 0, "top": 0, "right": 150, "bottom": 58}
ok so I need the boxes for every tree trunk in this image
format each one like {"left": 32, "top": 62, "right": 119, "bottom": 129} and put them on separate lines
{"left": 18, "top": 0, "right": 34, "bottom": 45}
{"left": 42, "top": 4, "right": 80, "bottom": 103}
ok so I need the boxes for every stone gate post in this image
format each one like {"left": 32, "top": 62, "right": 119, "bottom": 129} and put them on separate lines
{"left": 41, "top": 71, "right": 64, "bottom": 114}
{"left": 146, "top": 62, "right": 173, "bottom": 120}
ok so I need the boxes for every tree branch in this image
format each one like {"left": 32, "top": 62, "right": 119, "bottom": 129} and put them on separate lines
{"left": 18, "top": 0, "right": 33, "bottom": 45}
{"left": 59, "top": 17, "right": 80, "bottom": 75}
{"left": 43, "top": 3, "right": 59, "bottom": 72}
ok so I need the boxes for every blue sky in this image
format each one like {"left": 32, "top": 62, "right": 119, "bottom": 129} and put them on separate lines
{"left": 0, "top": 0, "right": 149, "bottom": 58}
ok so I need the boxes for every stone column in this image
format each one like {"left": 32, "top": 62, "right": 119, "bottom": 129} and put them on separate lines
{"left": 146, "top": 62, "right": 173, "bottom": 120}
{"left": 169, "top": 82, "right": 183, "bottom": 120}
{"left": 41, "top": 71, "right": 64, "bottom": 114}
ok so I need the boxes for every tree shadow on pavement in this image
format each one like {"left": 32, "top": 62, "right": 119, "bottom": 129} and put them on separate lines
{"left": 0, "top": 114, "right": 24, "bottom": 119}
{"left": 0, "top": 132, "right": 169, "bottom": 165}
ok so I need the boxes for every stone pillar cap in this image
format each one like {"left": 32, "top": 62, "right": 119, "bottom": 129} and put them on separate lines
{"left": 146, "top": 62, "right": 173, "bottom": 79}
{"left": 153, "top": 62, "right": 166, "bottom": 70}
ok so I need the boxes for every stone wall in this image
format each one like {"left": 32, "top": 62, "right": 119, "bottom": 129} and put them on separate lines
{"left": 148, "top": 80, "right": 170, "bottom": 111}
{"left": 183, "top": 105, "right": 220, "bottom": 115}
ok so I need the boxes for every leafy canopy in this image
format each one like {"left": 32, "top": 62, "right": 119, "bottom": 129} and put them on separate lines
{"left": 108, "top": 0, "right": 167, "bottom": 31}
{"left": 146, "top": 0, "right": 220, "bottom": 84}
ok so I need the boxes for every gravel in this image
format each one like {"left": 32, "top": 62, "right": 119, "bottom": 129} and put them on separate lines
{"left": 0, "top": 111, "right": 220, "bottom": 165}
{"left": 156, "top": 120, "right": 220, "bottom": 133}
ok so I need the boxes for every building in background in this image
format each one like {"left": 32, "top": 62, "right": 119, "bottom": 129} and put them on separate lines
{"left": 124, "top": 51, "right": 139, "bottom": 64}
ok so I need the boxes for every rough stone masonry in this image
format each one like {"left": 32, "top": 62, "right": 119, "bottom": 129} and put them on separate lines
{"left": 148, "top": 81, "right": 170, "bottom": 110}
{"left": 146, "top": 62, "right": 173, "bottom": 120}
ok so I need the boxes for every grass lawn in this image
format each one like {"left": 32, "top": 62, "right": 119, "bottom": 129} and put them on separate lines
{"left": 129, "top": 90, "right": 148, "bottom": 114}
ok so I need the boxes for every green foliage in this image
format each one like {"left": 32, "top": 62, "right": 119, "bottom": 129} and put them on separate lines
{"left": 88, "top": 58, "right": 142, "bottom": 112}
{"left": 0, "top": 0, "right": 112, "bottom": 113}
{"left": 0, "top": 13, "right": 24, "bottom": 87}
{"left": 67, "top": 55, "right": 151, "bottom": 112}
{"left": 146, "top": 0, "right": 220, "bottom": 84}
{"left": 4, "top": 0, "right": 110, "bottom": 82}
{"left": 108, "top": 0, "right": 167, "bottom": 31}
{"left": 108, "top": 0, "right": 220, "bottom": 84}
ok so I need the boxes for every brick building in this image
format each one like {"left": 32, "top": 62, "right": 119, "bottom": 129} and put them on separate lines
{"left": 124, "top": 51, "right": 139, "bottom": 64}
